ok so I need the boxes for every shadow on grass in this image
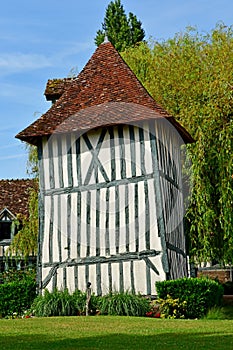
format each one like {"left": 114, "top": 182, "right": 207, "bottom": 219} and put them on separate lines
{"left": 1, "top": 332, "right": 233, "bottom": 350}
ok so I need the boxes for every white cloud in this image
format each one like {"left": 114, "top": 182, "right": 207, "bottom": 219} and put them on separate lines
{"left": 0, "top": 153, "right": 26, "bottom": 161}
{"left": 0, "top": 82, "right": 48, "bottom": 114}
{"left": 0, "top": 142, "right": 19, "bottom": 150}
{"left": 0, "top": 125, "right": 15, "bottom": 132}
{"left": 0, "top": 53, "right": 52, "bottom": 75}
{"left": 0, "top": 40, "right": 93, "bottom": 78}
{"left": 57, "top": 41, "right": 93, "bottom": 57}
{"left": 0, "top": 82, "right": 37, "bottom": 98}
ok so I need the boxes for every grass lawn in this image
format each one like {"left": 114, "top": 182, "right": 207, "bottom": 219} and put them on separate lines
{"left": 0, "top": 316, "right": 233, "bottom": 350}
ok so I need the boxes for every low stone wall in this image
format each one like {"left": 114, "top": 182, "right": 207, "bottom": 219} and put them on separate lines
{"left": 197, "top": 268, "right": 233, "bottom": 305}
{"left": 197, "top": 268, "right": 232, "bottom": 284}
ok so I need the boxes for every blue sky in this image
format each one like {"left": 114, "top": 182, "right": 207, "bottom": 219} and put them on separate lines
{"left": 1, "top": 0, "right": 232, "bottom": 179}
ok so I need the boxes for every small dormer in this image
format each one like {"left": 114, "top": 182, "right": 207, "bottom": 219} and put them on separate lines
{"left": 0, "top": 179, "right": 36, "bottom": 248}
{"left": 0, "top": 208, "right": 16, "bottom": 244}
{"left": 44, "top": 78, "right": 75, "bottom": 104}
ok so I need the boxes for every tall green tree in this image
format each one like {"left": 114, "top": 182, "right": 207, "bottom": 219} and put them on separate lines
{"left": 122, "top": 24, "right": 233, "bottom": 265}
{"left": 95, "top": 0, "right": 145, "bottom": 51}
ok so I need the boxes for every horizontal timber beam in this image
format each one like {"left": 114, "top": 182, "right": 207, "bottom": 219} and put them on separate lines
{"left": 43, "top": 172, "right": 180, "bottom": 197}
{"left": 42, "top": 249, "right": 161, "bottom": 289}
{"left": 44, "top": 173, "right": 154, "bottom": 196}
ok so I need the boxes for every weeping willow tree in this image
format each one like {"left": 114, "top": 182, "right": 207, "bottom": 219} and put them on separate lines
{"left": 7, "top": 185, "right": 38, "bottom": 260}
{"left": 122, "top": 23, "right": 233, "bottom": 265}
{"left": 7, "top": 145, "right": 39, "bottom": 261}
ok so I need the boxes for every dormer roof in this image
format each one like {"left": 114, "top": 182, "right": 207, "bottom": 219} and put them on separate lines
{"left": 16, "top": 41, "right": 193, "bottom": 145}
{"left": 44, "top": 78, "right": 75, "bottom": 102}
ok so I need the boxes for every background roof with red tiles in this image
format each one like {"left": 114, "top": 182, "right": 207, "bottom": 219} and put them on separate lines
{"left": 16, "top": 41, "right": 193, "bottom": 144}
{"left": 0, "top": 179, "right": 36, "bottom": 217}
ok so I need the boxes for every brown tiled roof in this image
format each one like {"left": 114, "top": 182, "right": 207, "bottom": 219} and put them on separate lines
{"left": 0, "top": 179, "right": 36, "bottom": 217}
{"left": 16, "top": 41, "right": 193, "bottom": 144}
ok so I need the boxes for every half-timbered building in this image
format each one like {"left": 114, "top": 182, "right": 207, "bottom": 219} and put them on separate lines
{"left": 16, "top": 40, "right": 194, "bottom": 295}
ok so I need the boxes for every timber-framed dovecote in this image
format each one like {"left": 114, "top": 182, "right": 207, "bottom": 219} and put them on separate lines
{"left": 16, "top": 40, "right": 194, "bottom": 295}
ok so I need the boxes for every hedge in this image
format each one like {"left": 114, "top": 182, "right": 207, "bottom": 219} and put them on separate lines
{"left": 156, "top": 277, "right": 224, "bottom": 319}
{"left": 0, "top": 279, "right": 36, "bottom": 317}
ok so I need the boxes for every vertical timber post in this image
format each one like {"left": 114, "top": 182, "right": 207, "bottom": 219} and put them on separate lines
{"left": 37, "top": 141, "right": 45, "bottom": 294}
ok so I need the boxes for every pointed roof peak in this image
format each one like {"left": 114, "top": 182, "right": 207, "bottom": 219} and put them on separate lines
{"left": 16, "top": 40, "right": 194, "bottom": 144}
{"left": 103, "top": 34, "right": 109, "bottom": 44}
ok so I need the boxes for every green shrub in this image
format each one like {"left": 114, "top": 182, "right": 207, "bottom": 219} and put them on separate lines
{"left": 157, "top": 295, "right": 187, "bottom": 319}
{"left": 156, "top": 277, "right": 224, "bottom": 319}
{"left": 0, "top": 279, "right": 36, "bottom": 317}
{"left": 222, "top": 281, "right": 233, "bottom": 295}
{"left": 98, "top": 292, "right": 150, "bottom": 316}
{"left": 0, "top": 268, "right": 36, "bottom": 283}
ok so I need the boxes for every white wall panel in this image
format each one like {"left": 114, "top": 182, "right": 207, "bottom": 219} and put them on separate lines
{"left": 42, "top": 196, "right": 51, "bottom": 263}
{"left": 52, "top": 195, "right": 60, "bottom": 262}
{"left": 70, "top": 193, "right": 78, "bottom": 259}
{"left": 134, "top": 260, "right": 146, "bottom": 295}
{"left": 111, "top": 263, "right": 120, "bottom": 292}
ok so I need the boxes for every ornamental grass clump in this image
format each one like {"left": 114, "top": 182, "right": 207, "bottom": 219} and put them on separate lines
{"left": 203, "top": 305, "right": 233, "bottom": 320}
{"left": 31, "top": 288, "right": 99, "bottom": 317}
{"left": 98, "top": 291, "right": 150, "bottom": 316}
{"left": 32, "top": 288, "right": 76, "bottom": 317}
{"left": 71, "top": 289, "right": 87, "bottom": 315}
